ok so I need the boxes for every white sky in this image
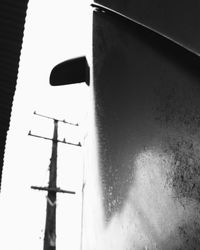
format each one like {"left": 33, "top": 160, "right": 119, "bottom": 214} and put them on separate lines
{"left": 0, "top": 1, "right": 91, "bottom": 249}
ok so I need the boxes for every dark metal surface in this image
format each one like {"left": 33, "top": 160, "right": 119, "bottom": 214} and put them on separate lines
{"left": 0, "top": 0, "right": 29, "bottom": 190}
{"left": 93, "top": 0, "right": 200, "bottom": 55}
{"left": 93, "top": 8, "right": 200, "bottom": 249}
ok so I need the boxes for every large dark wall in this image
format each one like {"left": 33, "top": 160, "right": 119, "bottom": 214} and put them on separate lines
{"left": 0, "top": 0, "right": 29, "bottom": 189}
{"left": 93, "top": 8, "right": 200, "bottom": 249}
{"left": 94, "top": 0, "right": 200, "bottom": 55}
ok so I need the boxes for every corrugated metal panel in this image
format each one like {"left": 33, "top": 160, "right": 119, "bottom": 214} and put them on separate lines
{"left": 0, "top": 0, "right": 29, "bottom": 190}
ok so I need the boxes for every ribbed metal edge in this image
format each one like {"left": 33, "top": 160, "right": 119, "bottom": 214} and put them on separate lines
{"left": 0, "top": 0, "right": 29, "bottom": 191}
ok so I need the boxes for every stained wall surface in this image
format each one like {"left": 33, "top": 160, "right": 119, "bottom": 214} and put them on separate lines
{"left": 83, "top": 9, "right": 200, "bottom": 250}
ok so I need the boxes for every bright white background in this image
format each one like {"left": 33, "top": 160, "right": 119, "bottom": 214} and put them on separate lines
{"left": 0, "top": 1, "right": 91, "bottom": 249}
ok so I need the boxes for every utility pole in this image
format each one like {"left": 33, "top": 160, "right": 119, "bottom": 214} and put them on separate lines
{"left": 29, "top": 111, "right": 81, "bottom": 250}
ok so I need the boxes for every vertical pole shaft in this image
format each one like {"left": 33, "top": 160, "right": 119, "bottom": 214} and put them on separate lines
{"left": 80, "top": 182, "right": 85, "bottom": 250}
{"left": 44, "top": 120, "right": 58, "bottom": 250}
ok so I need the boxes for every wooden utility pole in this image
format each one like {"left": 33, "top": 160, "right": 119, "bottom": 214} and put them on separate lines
{"left": 29, "top": 111, "right": 81, "bottom": 250}
{"left": 44, "top": 119, "right": 58, "bottom": 250}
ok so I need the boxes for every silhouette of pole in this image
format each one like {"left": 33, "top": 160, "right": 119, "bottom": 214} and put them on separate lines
{"left": 44, "top": 119, "right": 58, "bottom": 250}
{"left": 29, "top": 112, "right": 80, "bottom": 250}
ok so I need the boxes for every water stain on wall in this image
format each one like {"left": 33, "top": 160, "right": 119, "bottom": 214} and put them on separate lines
{"left": 92, "top": 10, "right": 200, "bottom": 250}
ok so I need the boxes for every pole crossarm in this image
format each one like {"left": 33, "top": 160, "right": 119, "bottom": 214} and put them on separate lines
{"left": 28, "top": 131, "right": 81, "bottom": 147}
{"left": 29, "top": 113, "right": 80, "bottom": 250}
{"left": 34, "top": 111, "right": 79, "bottom": 126}
{"left": 31, "top": 186, "right": 76, "bottom": 194}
